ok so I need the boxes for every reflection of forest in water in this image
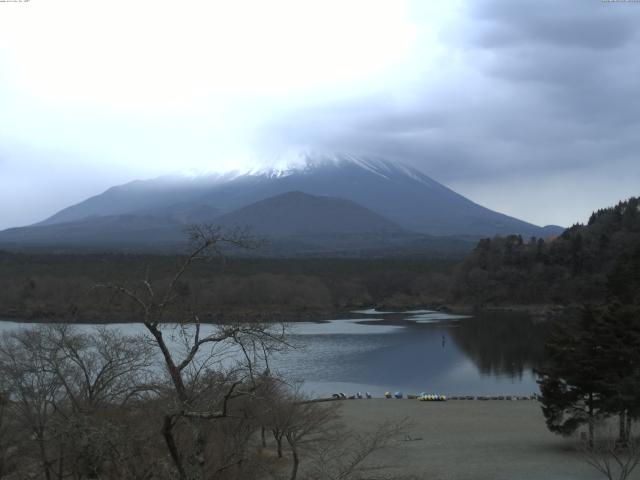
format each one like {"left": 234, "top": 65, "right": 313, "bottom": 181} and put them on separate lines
{"left": 448, "top": 311, "right": 551, "bottom": 379}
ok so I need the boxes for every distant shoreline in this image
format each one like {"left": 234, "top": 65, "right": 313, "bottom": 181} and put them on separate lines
{"left": 0, "top": 303, "right": 574, "bottom": 324}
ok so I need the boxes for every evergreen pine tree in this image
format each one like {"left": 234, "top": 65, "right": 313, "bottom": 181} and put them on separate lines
{"left": 537, "top": 308, "right": 608, "bottom": 445}
{"left": 594, "top": 304, "right": 640, "bottom": 444}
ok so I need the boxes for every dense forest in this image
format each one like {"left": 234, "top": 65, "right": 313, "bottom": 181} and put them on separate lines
{"left": 0, "top": 253, "right": 455, "bottom": 322}
{"left": 533, "top": 200, "right": 640, "bottom": 452}
{"left": 452, "top": 197, "right": 640, "bottom": 306}
{"left": 0, "top": 197, "right": 638, "bottom": 321}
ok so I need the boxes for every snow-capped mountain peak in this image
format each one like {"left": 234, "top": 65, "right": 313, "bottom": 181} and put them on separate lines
{"left": 178, "top": 151, "right": 440, "bottom": 190}
{"left": 32, "top": 150, "right": 562, "bottom": 238}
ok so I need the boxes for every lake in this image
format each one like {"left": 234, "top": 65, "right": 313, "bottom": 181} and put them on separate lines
{"left": 0, "top": 309, "right": 548, "bottom": 398}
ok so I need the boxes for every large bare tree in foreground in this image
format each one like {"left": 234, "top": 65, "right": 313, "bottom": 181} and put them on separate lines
{"left": 0, "top": 225, "right": 408, "bottom": 480}
{"left": 94, "top": 225, "right": 293, "bottom": 479}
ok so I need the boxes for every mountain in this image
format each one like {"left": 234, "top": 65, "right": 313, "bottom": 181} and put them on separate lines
{"left": 33, "top": 152, "right": 563, "bottom": 238}
{"left": 215, "top": 191, "right": 404, "bottom": 237}
{"left": 0, "top": 191, "right": 478, "bottom": 256}
{"left": 38, "top": 173, "right": 233, "bottom": 226}
{"left": 0, "top": 190, "right": 407, "bottom": 251}
{"left": 0, "top": 215, "right": 186, "bottom": 248}
{"left": 0, "top": 214, "right": 185, "bottom": 246}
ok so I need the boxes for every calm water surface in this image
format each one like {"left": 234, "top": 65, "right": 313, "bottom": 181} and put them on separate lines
{"left": 0, "top": 309, "right": 547, "bottom": 397}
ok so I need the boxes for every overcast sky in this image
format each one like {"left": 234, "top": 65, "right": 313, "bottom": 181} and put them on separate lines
{"left": 1, "top": 0, "right": 639, "bottom": 230}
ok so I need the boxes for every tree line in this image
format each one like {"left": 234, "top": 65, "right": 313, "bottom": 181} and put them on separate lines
{"left": 4, "top": 197, "right": 638, "bottom": 320}
{"left": 0, "top": 253, "right": 455, "bottom": 322}
{"left": 452, "top": 197, "right": 640, "bottom": 306}
{"left": 533, "top": 199, "right": 640, "bottom": 479}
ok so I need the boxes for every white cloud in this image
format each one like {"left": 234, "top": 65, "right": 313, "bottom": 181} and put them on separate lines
{"left": 1, "top": 0, "right": 418, "bottom": 108}
{"left": 0, "top": 0, "right": 638, "bottom": 229}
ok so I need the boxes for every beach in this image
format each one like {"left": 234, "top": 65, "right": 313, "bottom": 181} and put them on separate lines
{"left": 336, "top": 398, "right": 613, "bottom": 480}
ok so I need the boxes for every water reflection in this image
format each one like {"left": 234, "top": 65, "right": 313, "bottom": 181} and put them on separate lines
{"left": 275, "top": 309, "right": 549, "bottom": 395}
{"left": 448, "top": 310, "right": 548, "bottom": 379}
{"left": 286, "top": 318, "right": 403, "bottom": 335}
{"left": 0, "top": 310, "right": 549, "bottom": 396}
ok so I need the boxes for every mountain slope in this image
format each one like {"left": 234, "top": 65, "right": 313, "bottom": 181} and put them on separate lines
{"left": 0, "top": 190, "right": 479, "bottom": 257}
{"left": 0, "top": 191, "right": 407, "bottom": 250}
{"left": 0, "top": 215, "right": 186, "bottom": 248}
{"left": 197, "top": 155, "right": 559, "bottom": 236}
{"left": 38, "top": 173, "right": 236, "bottom": 226}
{"left": 22, "top": 152, "right": 563, "bottom": 238}
{"left": 215, "top": 191, "right": 404, "bottom": 237}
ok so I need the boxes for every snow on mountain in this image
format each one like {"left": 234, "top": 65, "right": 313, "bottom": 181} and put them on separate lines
{"left": 176, "top": 151, "right": 438, "bottom": 185}
{"left": 26, "top": 151, "right": 562, "bottom": 238}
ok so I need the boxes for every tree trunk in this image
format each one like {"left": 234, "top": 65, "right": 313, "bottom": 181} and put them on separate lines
{"left": 286, "top": 434, "right": 299, "bottom": 480}
{"left": 588, "top": 395, "right": 594, "bottom": 447}
{"left": 619, "top": 410, "right": 628, "bottom": 444}
{"left": 273, "top": 430, "right": 283, "bottom": 458}
{"left": 56, "top": 444, "right": 64, "bottom": 480}
{"left": 277, "top": 437, "right": 283, "bottom": 458}
{"left": 146, "top": 324, "right": 188, "bottom": 402}
{"left": 37, "top": 433, "right": 52, "bottom": 480}
{"left": 162, "top": 415, "right": 187, "bottom": 480}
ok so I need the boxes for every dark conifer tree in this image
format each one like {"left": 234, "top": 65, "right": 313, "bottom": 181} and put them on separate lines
{"left": 608, "top": 247, "right": 640, "bottom": 305}
{"left": 537, "top": 308, "right": 608, "bottom": 445}
{"left": 538, "top": 301, "right": 640, "bottom": 444}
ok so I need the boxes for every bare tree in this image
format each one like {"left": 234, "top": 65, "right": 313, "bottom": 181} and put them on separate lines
{"left": 282, "top": 398, "right": 339, "bottom": 480}
{"left": 96, "top": 224, "right": 289, "bottom": 479}
{"left": 42, "top": 324, "right": 157, "bottom": 411}
{"left": 0, "top": 328, "right": 64, "bottom": 480}
{"left": 0, "top": 387, "right": 16, "bottom": 478}
{"left": 0, "top": 324, "right": 166, "bottom": 480}
{"left": 44, "top": 325, "right": 159, "bottom": 479}
{"left": 0, "top": 224, "right": 408, "bottom": 480}
{"left": 306, "top": 418, "right": 410, "bottom": 480}
{"left": 579, "top": 427, "right": 640, "bottom": 480}
{"left": 255, "top": 383, "right": 410, "bottom": 480}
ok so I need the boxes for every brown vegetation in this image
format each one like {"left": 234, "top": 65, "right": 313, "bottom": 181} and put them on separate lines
{"left": 0, "top": 225, "right": 408, "bottom": 480}
{"left": 0, "top": 251, "right": 455, "bottom": 322}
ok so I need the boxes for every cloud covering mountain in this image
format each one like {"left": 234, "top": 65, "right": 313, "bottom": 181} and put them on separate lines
{"left": 0, "top": 0, "right": 638, "bottom": 229}
{"left": 0, "top": 154, "right": 562, "bottom": 253}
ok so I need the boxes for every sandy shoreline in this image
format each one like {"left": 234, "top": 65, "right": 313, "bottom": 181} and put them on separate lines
{"left": 335, "top": 399, "right": 610, "bottom": 480}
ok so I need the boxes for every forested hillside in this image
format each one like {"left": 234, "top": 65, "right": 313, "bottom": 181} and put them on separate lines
{"left": 1, "top": 197, "right": 637, "bottom": 321}
{"left": 0, "top": 254, "right": 455, "bottom": 321}
{"left": 452, "top": 197, "right": 640, "bottom": 305}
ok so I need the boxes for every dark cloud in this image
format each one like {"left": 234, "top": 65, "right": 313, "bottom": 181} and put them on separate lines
{"left": 260, "top": 0, "right": 640, "bottom": 174}
{"left": 255, "top": 0, "right": 640, "bottom": 225}
{"left": 469, "top": 0, "right": 640, "bottom": 127}
{"left": 3, "top": 1, "right": 638, "bottom": 231}
{"left": 471, "top": 0, "right": 639, "bottom": 49}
